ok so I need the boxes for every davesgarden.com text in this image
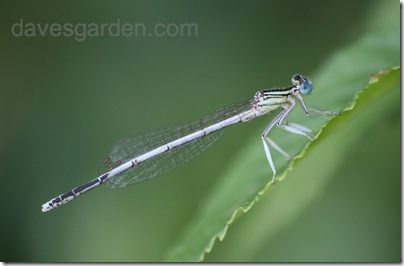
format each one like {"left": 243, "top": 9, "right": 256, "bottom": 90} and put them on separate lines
{"left": 11, "top": 18, "right": 198, "bottom": 41}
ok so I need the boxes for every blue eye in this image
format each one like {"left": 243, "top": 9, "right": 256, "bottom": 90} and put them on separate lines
{"left": 299, "top": 80, "right": 313, "bottom": 95}
{"left": 291, "top": 74, "right": 313, "bottom": 95}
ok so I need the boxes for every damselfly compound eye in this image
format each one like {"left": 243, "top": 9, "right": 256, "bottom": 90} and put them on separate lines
{"left": 299, "top": 80, "right": 313, "bottom": 95}
{"left": 291, "top": 74, "right": 312, "bottom": 95}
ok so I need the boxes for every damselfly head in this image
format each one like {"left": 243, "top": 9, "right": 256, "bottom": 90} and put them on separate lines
{"left": 292, "top": 74, "right": 313, "bottom": 95}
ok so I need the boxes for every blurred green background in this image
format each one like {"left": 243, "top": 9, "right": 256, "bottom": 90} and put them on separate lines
{"left": 0, "top": 0, "right": 399, "bottom": 262}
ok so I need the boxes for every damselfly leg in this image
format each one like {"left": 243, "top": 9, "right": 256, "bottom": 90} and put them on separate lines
{"left": 262, "top": 94, "right": 338, "bottom": 183}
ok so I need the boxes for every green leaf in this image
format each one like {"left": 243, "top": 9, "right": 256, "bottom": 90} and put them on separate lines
{"left": 165, "top": 2, "right": 399, "bottom": 262}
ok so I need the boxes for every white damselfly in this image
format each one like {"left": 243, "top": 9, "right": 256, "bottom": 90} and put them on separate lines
{"left": 41, "top": 74, "right": 338, "bottom": 212}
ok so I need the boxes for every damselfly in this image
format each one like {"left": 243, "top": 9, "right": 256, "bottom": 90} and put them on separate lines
{"left": 41, "top": 74, "right": 338, "bottom": 212}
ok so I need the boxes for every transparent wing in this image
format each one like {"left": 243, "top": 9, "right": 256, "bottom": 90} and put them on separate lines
{"left": 99, "top": 99, "right": 253, "bottom": 188}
